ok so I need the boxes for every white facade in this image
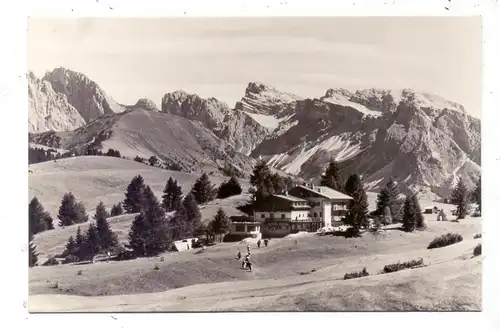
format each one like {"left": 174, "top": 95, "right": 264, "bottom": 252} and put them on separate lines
{"left": 254, "top": 209, "right": 310, "bottom": 222}
{"left": 229, "top": 223, "right": 261, "bottom": 236}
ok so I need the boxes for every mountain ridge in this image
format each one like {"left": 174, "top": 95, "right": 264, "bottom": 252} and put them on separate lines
{"left": 28, "top": 67, "right": 480, "bottom": 198}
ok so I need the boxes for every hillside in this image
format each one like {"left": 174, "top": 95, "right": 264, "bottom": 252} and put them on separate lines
{"left": 28, "top": 67, "right": 481, "bottom": 199}
{"left": 251, "top": 88, "right": 480, "bottom": 199}
{"left": 28, "top": 156, "right": 252, "bottom": 219}
{"left": 28, "top": 109, "right": 256, "bottom": 176}
{"left": 29, "top": 207, "right": 482, "bottom": 311}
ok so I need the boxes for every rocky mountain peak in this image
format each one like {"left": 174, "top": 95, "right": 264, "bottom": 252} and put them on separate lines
{"left": 324, "top": 88, "right": 353, "bottom": 99}
{"left": 133, "top": 98, "right": 159, "bottom": 112}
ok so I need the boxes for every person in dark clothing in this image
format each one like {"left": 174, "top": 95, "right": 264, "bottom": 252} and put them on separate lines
{"left": 264, "top": 239, "right": 269, "bottom": 247}
{"left": 244, "top": 255, "right": 251, "bottom": 271}
{"left": 237, "top": 250, "right": 241, "bottom": 260}
{"left": 257, "top": 239, "right": 261, "bottom": 248}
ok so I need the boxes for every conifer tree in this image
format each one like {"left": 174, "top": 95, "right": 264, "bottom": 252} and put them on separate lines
{"left": 110, "top": 202, "right": 124, "bottom": 217}
{"left": 376, "top": 179, "right": 403, "bottom": 222}
{"left": 94, "top": 202, "right": 118, "bottom": 249}
{"left": 76, "top": 201, "right": 89, "bottom": 223}
{"left": 451, "top": 177, "right": 469, "bottom": 219}
{"left": 474, "top": 176, "right": 481, "bottom": 213}
{"left": 123, "top": 175, "right": 147, "bottom": 213}
{"left": 270, "top": 173, "right": 286, "bottom": 195}
{"left": 85, "top": 223, "right": 101, "bottom": 257}
{"left": 411, "top": 194, "right": 425, "bottom": 229}
{"left": 320, "top": 160, "right": 343, "bottom": 192}
{"left": 57, "top": 192, "right": 79, "bottom": 226}
{"left": 217, "top": 176, "right": 243, "bottom": 199}
{"left": 183, "top": 192, "right": 203, "bottom": 235}
{"left": 64, "top": 236, "right": 77, "bottom": 256}
{"left": 402, "top": 196, "right": 416, "bottom": 232}
{"left": 128, "top": 186, "right": 170, "bottom": 256}
{"left": 250, "top": 160, "right": 274, "bottom": 201}
{"left": 162, "top": 177, "right": 183, "bottom": 212}
{"left": 29, "top": 197, "right": 54, "bottom": 234}
{"left": 169, "top": 204, "right": 189, "bottom": 240}
{"left": 344, "top": 174, "right": 369, "bottom": 237}
{"left": 75, "top": 226, "right": 85, "bottom": 246}
{"left": 210, "top": 208, "right": 230, "bottom": 242}
{"left": 29, "top": 231, "right": 38, "bottom": 267}
{"left": 191, "top": 173, "right": 216, "bottom": 204}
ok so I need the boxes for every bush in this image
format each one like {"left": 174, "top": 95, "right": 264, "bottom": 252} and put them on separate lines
{"left": 427, "top": 233, "right": 463, "bottom": 249}
{"left": 344, "top": 267, "right": 369, "bottom": 280}
{"left": 62, "top": 255, "right": 79, "bottom": 264}
{"left": 383, "top": 258, "right": 424, "bottom": 273}
{"left": 473, "top": 243, "right": 482, "bottom": 256}
{"left": 42, "top": 257, "right": 59, "bottom": 266}
{"left": 77, "top": 270, "right": 83, "bottom": 276}
{"left": 474, "top": 233, "right": 482, "bottom": 239}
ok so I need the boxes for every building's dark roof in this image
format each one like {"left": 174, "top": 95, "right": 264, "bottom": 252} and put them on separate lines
{"left": 295, "top": 185, "right": 353, "bottom": 200}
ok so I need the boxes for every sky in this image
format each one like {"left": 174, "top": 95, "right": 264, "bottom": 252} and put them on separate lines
{"left": 28, "top": 17, "right": 482, "bottom": 117}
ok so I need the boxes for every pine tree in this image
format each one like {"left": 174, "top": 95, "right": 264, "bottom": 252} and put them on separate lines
{"left": 474, "top": 176, "right": 481, "bottom": 213}
{"left": 76, "top": 202, "right": 89, "bottom": 223}
{"left": 110, "top": 202, "right": 124, "bottom": 217}
{"left": 210, "top": 208, "right": 230, "bottom": 242}
{"left": 379, "top": 179, "right": 403, "bottom": 223}
{"left": 64, "top": 236, "right": 77, "bottom": 256}
{"left": 128, "top": 186, "right": 170, "bottom": 256}
{"left": 169, "top": 204, "right": 189, "bottom": 241}
{"left": 183, "top": 192, "right": 203, "bottom": 235}
{"left": 411, "top": 194, "right": 425, "bottom": 229}
{"left": 250, "top": 160, "right": 274, "bottom": 201}
{"left": 451, "top": 177, "right": 469, "bottom": 219}
{"left": 29, "top": 231, "right": 38, "bottom": 267}
{"left": 85, "top": 223, "right": 101, "bottom": 257}
{"left": 162, "top": 177, "right": 183, "bottom": 212}
{"left": 94, "top": 202, "right": 118, "bottom": 250}
{"left": 344, "top": 174, "right": 369, "bottom": 237}
{"left": 29, "top": 197, "right": 53, "bottom": 234}
{"left": 191, "top": 173, "right": 216, "bottom": 204}
{"left": 57, "top": 192, "right": 79, "bottom": 226}
{"left": 217, "top": 176, "right": 243, "bottom": 199}
{"left": 402, "top": 196, "right": 416, "bottom": 232}
{"left": 75, "top": 226, "right": 85, "bottom": 246}
{"left": 123, "top": 175, "right": 147, "bottom": 213}
{"left": 320, "top": 160, "right": 343, "bottom": 192}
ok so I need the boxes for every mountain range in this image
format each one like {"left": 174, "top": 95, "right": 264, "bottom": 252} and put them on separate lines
{"left": 28, "top": 68, "right": 481, "bottom": 200}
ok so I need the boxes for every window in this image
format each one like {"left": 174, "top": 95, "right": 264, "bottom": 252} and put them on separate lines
{"left": 247, "top": 225, "right": 256, "bottom": 232}
{"left": 314, "top": 212, "right": 318, "bottom": 217}
{"left": 270, "top": 213, "right": 275, "bottom": 219}
{"left": 261, "top": 214, "right": 265, "bottom": 218}
{"left": 281, "top": 214, "right": 286, "bottom": 219}
{"left": 235, "top": 225, "right": 245, "bottom": 232}
{"left": 320, "top": 212, "right": 322, "bottom": 217}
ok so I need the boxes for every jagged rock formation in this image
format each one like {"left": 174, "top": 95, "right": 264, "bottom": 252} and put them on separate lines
{"left": 161, "top": 90, "right": 269, "bottom": 155}
{"left": 28, "top": 68, "right": 125, "bottom": 133}
{"left": 28, "top": 67, "right": 481, "bottom": 198}
{"left": 28, "top": 72, "right": 86, "bottom": 132}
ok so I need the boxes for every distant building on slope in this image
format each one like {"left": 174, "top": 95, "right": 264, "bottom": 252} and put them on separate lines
{"left": 252, "top": 184, "right": 352, "bottom": 238}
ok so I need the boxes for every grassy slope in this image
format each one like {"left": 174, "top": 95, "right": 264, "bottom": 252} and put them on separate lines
{"left": 28, "top": 157, "right": 481, "bottom": 311}
{"left": 30, "top": 214, "right": 481, "bottom": 311}
{"left": 28, "top": 156, "right": 251, "bottom": 218}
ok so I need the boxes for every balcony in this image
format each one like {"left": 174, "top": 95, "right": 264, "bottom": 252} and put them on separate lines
{"left": 264, "top": 217, "right": 313, "bottom": 223}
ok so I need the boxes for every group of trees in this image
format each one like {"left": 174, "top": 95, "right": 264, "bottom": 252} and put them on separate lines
{"left": 123, "top": 175, "right": 204, "bottom": 256}
{"left": 57, "top": 192, "right": 89, "bottom": 227}
{"left": 28, "top": 146, "right": 122, "bottom": 165}
{"left": 63, "top": 202, "right": 119, "bottom": 261}
{"left": 250, "top": 160, "right": 292, "bottom": 202}
{"left": 29, "top": 197, "right": 54, "bottom": 234}
{"left": 451, "top": 176, "right": 481, "bottom": 219}
{"left": 217, "top": 176, "right": 242, "bottom": 199}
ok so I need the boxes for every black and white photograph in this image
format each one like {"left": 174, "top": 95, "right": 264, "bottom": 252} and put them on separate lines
{"left": 26, "top": 15, "right": 483, "bottom": 312}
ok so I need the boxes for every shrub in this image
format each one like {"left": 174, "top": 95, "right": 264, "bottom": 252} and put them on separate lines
{"left": 383, "top": 258, "right": 424, "bottom": 273}
{"left": 77, "top": 270, "right": 83, "bottom": 276}
{"left": 427, "top": 233, "right": 463, "bottom": 249}
{"left": 474, "top": 233, "right": 482, "bottom": 239}
{"left": 473, "top": 243, "right": 482, "bottom": 256}
{"left": 344, "top": 267, "right": 369, "bottom": 280}
{"left": 62, "top": 255, "right": 79, "bottom": 264}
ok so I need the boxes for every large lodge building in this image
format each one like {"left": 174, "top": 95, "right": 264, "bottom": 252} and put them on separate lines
{"left": 228, "top": 184, "right": 353, "bottom": 238}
